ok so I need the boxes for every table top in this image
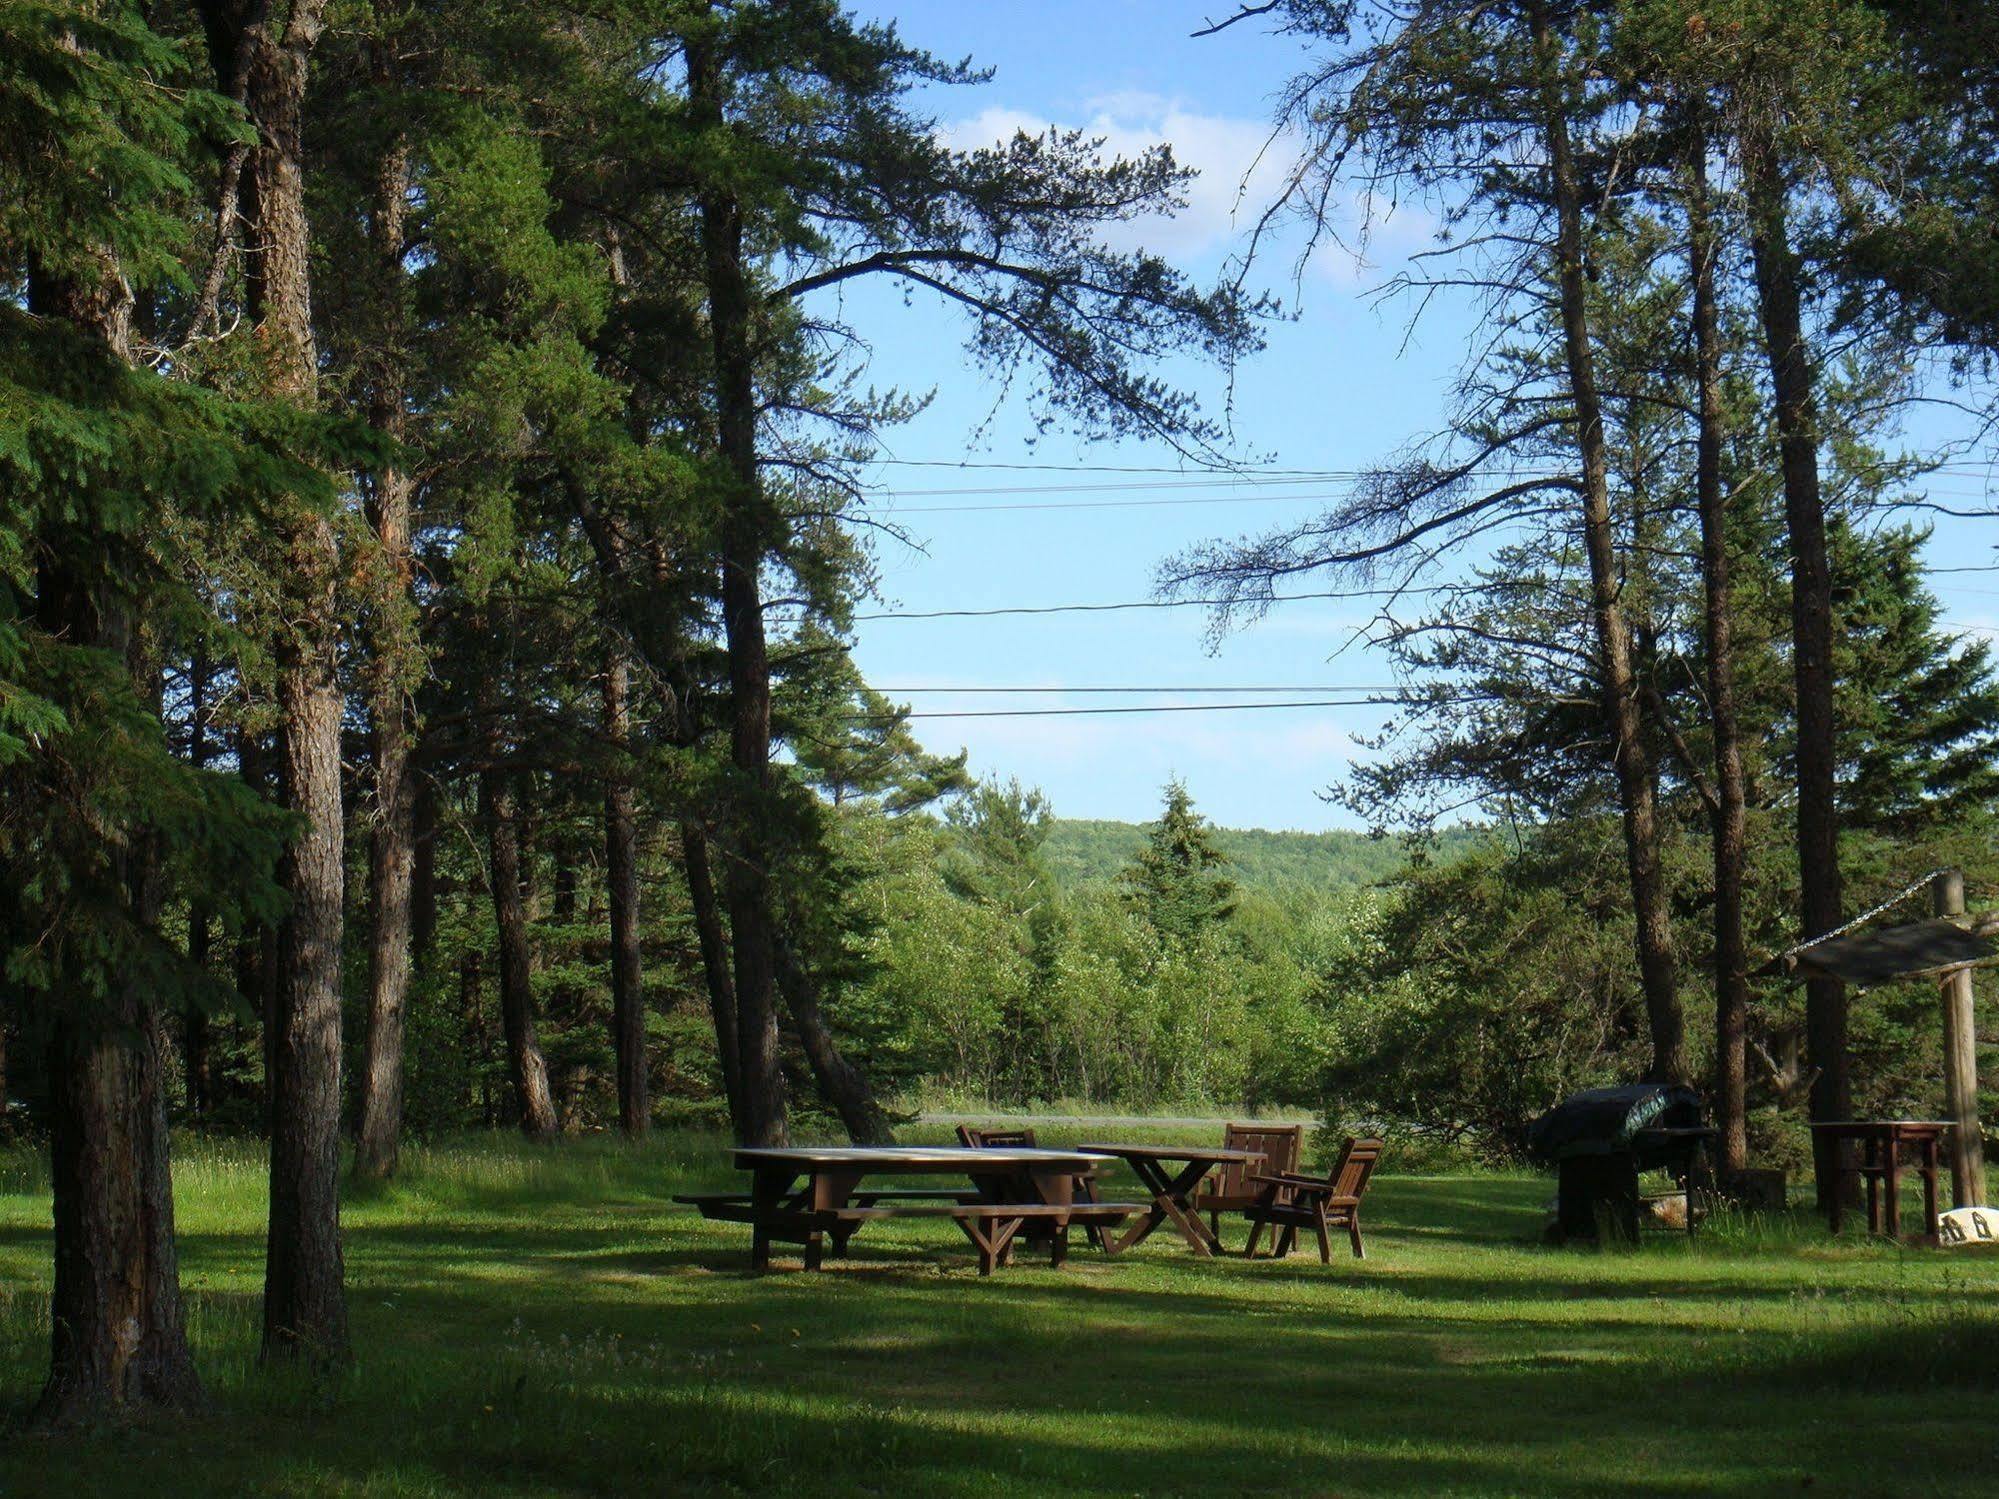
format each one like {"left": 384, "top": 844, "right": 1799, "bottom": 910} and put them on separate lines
{"left": 1077, "top": 1142, "right": 1271, "bottom": 1164}
{"left": 733, "top": 1146, "right": 1110, "bottom": 1171}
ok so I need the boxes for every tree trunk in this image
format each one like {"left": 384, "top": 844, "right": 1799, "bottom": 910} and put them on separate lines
{"left": 28, "top": 264, "right": 203, "bottom": 1428}
{"left": 603, "top": 649, "right": 650, "bottom": 1138}
{"left": 198, "top": 0, "right": 349, "bottom": 1363}
{"left": 354, "top": 136, "right": 418, "bottom": 1183}
{"left": 774, "top": 940, "right": 896, "bottom": 1145}
{"left": 681, "top": 821, "right": 746, "bottom": 1135}
{"left": 183, "top": 649, "right": 214, "bottom": 1120}
{"left": 1531, "top": 5, "right": 1687, "bottom": 1085}
{"left": 1689, "top": 136, "right": 1751, "bottom": 1177}
{"left": 689, "top": 36, "right": 785, "bottom": 1146}
{"left": 1741, "top": 118, "right": 1849, "bottom": 1208}
{"left": 482, "top": 770, "right": 560, "bottom": 1138}
{"left": 412, "top": 775, "right": 438, "bottom": 964}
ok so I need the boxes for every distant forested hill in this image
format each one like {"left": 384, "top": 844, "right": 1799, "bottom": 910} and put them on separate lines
{"left": 1043, "top": 819, "right": 1482, "bottom": 898}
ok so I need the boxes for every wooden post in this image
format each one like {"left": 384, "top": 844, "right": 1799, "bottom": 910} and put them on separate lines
{"left": 1934, "top": 871, "right": 1986, "bottom": 1207}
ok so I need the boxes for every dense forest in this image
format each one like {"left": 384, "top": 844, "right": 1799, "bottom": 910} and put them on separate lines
{"left": 1042, "top": 819, "right": 1479, "bottom": 896}
{"left": 5, "top": 0, "right": 1999, "bottom": 1430}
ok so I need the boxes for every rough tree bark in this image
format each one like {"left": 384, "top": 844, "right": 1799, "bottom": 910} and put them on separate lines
{"left": 689, "top": 34, "right": 785, "bottom": 1146}
{"left": 183, "top": 648, "right": 214, "bottom": 1119}
{"left": 1531, "top": 3, "right": 1688, "bottom": 1085}
{"left": 28, "top": 262, "right": 203, "bottom": 1428}
{"left": 1689, "top": 136, "right": 1751, "bottom": 1177}
{"left": 1740, "top": 117, "right": 1849, "bottom": 1208}
{"left": 197, "top": 0, "right": 349, "bottom": 1363}
{"left": 482, "top": 770, "right": 560, "bottom": 1138}
{"left": 567, "top": 484, "right": 745, "bottom": 1136}
{"left": 603, "top": 649, "right": 650, "bottom": 1138}
{"left": 412, "top": 775, "right": 439, "bottom": 963}
{"left": 774, "top": 941, "right": 896, "bottom": 1145}
{"left": 353, "top": 133, "right": 418, "bottom": 1182}
{"left": 681, "top": 822, "right": 746, "bottom": 1136}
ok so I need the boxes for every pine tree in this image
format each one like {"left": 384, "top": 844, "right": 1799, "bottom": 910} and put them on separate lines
{"left": 0, "top": 0, "right": 310, "bottom": 1422}
{"left": 1120, "top": 781, "right": 1240, "bottom": 943}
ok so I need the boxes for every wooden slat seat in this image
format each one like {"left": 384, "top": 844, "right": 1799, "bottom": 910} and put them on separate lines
{"left": 957, "top": 1123, "right": 1111, "bottom": 1249}
{"left": 850, "top": 1187, "right": 983, "bottom": 1206}
{"left": 677, "top": 1189, "right": 1139, "bottom": 1273}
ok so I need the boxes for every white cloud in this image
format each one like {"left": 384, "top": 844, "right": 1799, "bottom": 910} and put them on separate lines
{"left": 939, "top": 92, "right": 1437, "bottom": 283}
{"left": 940, "top": 92, "right": 1294, "bottom": 262}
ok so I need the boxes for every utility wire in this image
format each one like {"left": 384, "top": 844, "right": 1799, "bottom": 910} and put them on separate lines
{"left": 845, "top": 695, "right": 1486, "bottom": 721}
{"left": 852, "top": 581, "right": 1552, "bottom": 621}
{"left": 872, "top": 684, "right": 1398, "bottom": 694}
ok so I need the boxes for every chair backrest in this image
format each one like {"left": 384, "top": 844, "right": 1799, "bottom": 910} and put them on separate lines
{"left": 1207, "top": 1122, "right": 1305, "bottom": 1200}
{"left": 956, "top": 1125, "right": 1037, "bottom": 1149}
{"left": 1328, "top": 1136, "right": 1385, "bottom": 1201}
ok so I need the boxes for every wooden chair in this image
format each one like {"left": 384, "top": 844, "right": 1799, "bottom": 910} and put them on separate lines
{"left": 956, "top": 1125, "right": 1104, "bottom": 1251}
{"left": 956, "top": 1125, "right": 1037, "bottom": 1148}
{"left": 1191, "top": 1122, "right": 1304, "bottom": 1250}
{"left": 1243, "top": 1136, "right": 1384, "bottom": 1262}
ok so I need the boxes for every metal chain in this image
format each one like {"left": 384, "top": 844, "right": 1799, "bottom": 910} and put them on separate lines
{"left": 1781, "top": 867, "right": 1955, "bottom": 960}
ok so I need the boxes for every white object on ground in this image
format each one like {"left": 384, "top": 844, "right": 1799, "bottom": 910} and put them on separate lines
{"left": 1938, "top": 1206, "right": 1999, "bottom": 1247}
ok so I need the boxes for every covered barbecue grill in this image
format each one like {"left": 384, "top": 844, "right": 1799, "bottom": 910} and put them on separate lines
{"left": 1529, "top": 1084, "right": 1712, "bottom": 1242}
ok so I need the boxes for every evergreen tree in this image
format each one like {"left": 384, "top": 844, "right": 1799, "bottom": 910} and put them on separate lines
{"left": 0, "top": 0, "right": 313, "bottom": 1422}
{"left": 1120, "top": 780, "right": 1240, "bottom": 943}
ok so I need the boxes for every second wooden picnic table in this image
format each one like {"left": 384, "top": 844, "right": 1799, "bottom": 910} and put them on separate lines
{"left": 687, "top": 1146, "right": 1129, "bottom": 1272}
{"left": 1079, "top": 1142, "right": 1273, "bottom": 1257}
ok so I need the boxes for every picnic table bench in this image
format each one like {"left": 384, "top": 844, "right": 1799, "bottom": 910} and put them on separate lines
{"left": 677, "top": 1146, "right": 1142, "bottom": 1274}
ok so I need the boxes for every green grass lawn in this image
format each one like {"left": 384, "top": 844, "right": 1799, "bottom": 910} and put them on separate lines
{"left": 4, "top": 1125, "right": 1997, "bottom": 1497}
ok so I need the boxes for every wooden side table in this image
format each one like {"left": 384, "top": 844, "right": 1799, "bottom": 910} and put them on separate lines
{"left": 1808, "top": 1121, "right": 1950, "bottom": 1243}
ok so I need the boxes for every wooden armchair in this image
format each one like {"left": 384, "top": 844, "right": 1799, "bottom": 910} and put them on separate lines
{"left": 1190, "top": 1123, "right": 1304, "bottom": 1249}
{"left": 1243, "top": 1136, "right": 1384, "bottom": 1262}
{"left": 956, "top": 1125, "right": 1036, "bottom": 1148}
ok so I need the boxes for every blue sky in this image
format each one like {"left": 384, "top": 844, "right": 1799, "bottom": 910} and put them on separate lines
{"left": 827, "top": 1, "right": 1999, "bottom": 833}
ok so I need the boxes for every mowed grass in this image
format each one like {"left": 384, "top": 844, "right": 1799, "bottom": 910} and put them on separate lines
{"left": 3, "top": 1125, "right": 1998, "bottom": 1497}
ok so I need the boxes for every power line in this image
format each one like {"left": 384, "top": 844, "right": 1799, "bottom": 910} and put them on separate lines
{"left": 851, "top": 581, "right": 1549, "bottom": 621}
{"left": 888, "top": 491, "right": 1356, "bottom": 514}
{"left": 851, "top": 696, "right": 1436, "bottom": 721}
{"left": 871, "top": 456, "right": 1999, "bottom": 481}
{"left": 872, "top": 684, "right": 1397, "bottom": 694}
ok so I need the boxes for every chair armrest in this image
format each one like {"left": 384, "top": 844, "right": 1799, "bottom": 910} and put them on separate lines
{"left": 1249, "top": 1171, "right": 1330, "bottom": 1191}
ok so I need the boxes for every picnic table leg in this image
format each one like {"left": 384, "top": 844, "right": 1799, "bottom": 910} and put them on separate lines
{"left": 1050, "top": 1224, "right": 1069, "bottom": 1268}
{"left": 1922, "top": 1134, "right": 1941, "bottom": 1241}
{"left": 954, "top": 1214, "right": 1023, "bottom": 1276}
{"left": 1884, "top": 1134, "right": 1902, "bottom": 1242}
{"left": 1864, "top": 1136, "right": 1882, "bottom": 1236}
{"left": 1107, "top": 1158, "right": 1217, "bottom": 1257}
{"left": 1154, "top": 1161, "right": 1224, "bottom": 1257}
{"left": 749, "top": 1164, "right": 798, "bottom": 1273}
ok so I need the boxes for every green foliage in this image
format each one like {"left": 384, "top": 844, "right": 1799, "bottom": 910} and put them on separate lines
{"left": 0, "top": 0, "right": 243, "bottom": 292}
{"left": 1044, "top": 818, "right": 1476, "bottom": 896}
{"left": 1116, "top": 779, "right": 1239, "bottom": 942}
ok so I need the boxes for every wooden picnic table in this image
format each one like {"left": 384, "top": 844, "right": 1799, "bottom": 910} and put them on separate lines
{"left": 679, "top": 1146, "right": 1129, "bottom": 1273}
{"left": 1079, "top": 1142, "right": 1272, "bottom": 1257}
{"left": 1810, "top": 1120, "right": 1951, "bottom": 1243}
